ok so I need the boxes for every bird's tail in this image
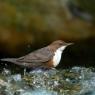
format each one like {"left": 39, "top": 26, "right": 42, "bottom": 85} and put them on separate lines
{"left": 1, "top": 58, "right": 17, "bottom": 63}
{"left": 0, "top": 58, "right": 27, "bottom": 67}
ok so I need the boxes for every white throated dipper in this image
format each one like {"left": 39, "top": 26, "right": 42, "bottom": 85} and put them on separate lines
{"left": 1, "top": 40, "right": 73, "bottom": 69}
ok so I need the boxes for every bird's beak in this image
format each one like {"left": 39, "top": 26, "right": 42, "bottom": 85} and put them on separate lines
{"left": 66, "top": 43, "right": 74, "bottom": 46}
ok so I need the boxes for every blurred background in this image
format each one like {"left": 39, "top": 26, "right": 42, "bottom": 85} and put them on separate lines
{"left": 0, "top": 0, "right": 95, "bottom": 68}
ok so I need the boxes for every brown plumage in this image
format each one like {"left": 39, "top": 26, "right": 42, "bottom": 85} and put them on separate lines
{"left": 1, "top": 40, "right": 73, "bottom": 68}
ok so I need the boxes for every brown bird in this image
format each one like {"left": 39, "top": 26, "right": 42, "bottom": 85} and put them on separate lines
{"left": 1, "top": 40, "right": 73, "bottom": 69}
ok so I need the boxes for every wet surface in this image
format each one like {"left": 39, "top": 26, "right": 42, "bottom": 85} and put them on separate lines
{"left": 0, "top": 66, "right": 95, "bottom": 95}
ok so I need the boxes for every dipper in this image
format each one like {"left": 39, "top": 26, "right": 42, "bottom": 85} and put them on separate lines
{"left": 1, "top": 40, "right": 73, "bottom": 69}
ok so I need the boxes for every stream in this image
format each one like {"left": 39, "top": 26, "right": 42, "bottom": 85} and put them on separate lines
{"left": 0, "top": 66, "right": 95, "bottom": 95}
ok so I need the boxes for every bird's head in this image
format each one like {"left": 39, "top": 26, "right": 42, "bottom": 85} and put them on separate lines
{"left": 49, "top": 40, "right": 73, "bottom": 51}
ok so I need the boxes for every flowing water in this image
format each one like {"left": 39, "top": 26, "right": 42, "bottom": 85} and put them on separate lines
{"left": 0, "top": 67, "right": 95, "bottom": 95}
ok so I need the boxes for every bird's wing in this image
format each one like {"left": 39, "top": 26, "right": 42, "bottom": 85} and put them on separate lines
{"left": 17, "top": 47, "right": 54, "bottom": 63}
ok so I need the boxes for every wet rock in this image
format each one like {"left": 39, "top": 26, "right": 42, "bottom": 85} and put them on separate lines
{"left": 0, "top": 67, "right": 95, "bottom": 95}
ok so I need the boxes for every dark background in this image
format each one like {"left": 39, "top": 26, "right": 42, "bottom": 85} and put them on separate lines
{"left": 0, "top": 0, "right": 95, "bottom": 69}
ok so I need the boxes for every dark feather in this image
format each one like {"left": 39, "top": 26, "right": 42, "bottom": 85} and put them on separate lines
{"left": 18, "top": 47, "right": 54, "bottom": 63}
{"left": 1, "top": 47, "right": 54, "bottom": 68}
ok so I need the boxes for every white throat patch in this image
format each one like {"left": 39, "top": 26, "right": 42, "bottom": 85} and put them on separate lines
{"left": 53, "top": 46, "right": 66, "bottom": 67}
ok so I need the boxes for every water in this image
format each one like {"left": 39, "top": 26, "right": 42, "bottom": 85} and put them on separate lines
{"left": 0, "top": 67, "right": 95, "bottom": 95}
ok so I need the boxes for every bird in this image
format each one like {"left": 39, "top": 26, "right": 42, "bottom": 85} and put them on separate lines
{"left": 1, "top": 40, "right": 73, "bottom": 69}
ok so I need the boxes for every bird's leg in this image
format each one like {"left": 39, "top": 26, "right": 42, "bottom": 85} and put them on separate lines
{"left": 23, "top": 68, "right": 27, "bottom": 76}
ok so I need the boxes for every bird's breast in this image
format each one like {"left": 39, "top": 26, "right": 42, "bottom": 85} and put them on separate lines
{"left": 53, "top": 49, "right": 62, "bottom": 67}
